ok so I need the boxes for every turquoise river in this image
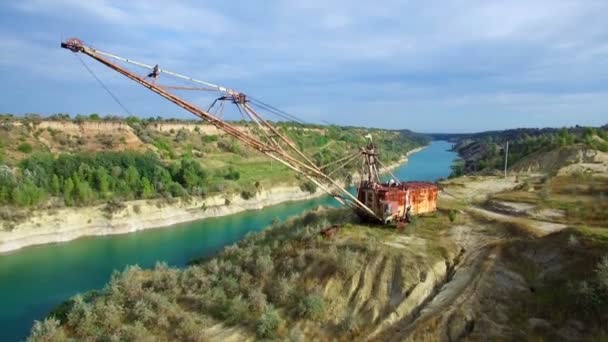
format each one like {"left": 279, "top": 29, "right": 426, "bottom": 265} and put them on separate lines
{"left": 0, "top": 140, "right": 457, "bottom": 341}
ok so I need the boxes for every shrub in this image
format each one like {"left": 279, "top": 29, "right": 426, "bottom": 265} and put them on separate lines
{"left": 220, "top": 296, "right": 248, "bottom": 325}
{"left": 218, "top": 138, "right": 240, "bottom": 154}
{"left": 567, "top": 234, "right": 579, "bottom": 247}
{"left": 596, "top": 255, "right": 608, "bottom": 292}
{"left": 340, "top": 312, "right": 360, "bottom": 335}
{"left": 300, "top": 180, "right": 317, "bottom": 194}
{"left": 241, "top": 190, "right": 255, "bottom": 200}
{"left": 256, "top": 306, "right": 281, "bottom": 338}
{"left": 221, "top": 275, "right": 240, "bottom": 297}
{"left": 168, "top": 182, "right": 186, "bottom": 197}
{"left": 27, "top": 318, "right": 66, "bottom": 342}
{"left": 253, "top": 254, "right": 274, "bottom": 278}
{"left": 201, "top": 134, "right": 218, "bottom": 143}
{"left": 269, "top": 276, "right": 293, "bottom": 305}
{"left": 337, "top": 248, "right": 360, "bottom": 278}
{"left": 224, "top": 166, "right": 240, "bottom": 180}
{"left": 248, "top": 287, "right": 268, "bottom": 313}
{"left": 448, "top": 210, "right": 457, "bottom": 222}
{"left": 297, "top": 293, "right": 325, "bottom": 321}
{"left": 175, "top": 129, "right": 189, "bottom": 142}
{"left": 18, "top": 143, "right": 33, "bottom": 154}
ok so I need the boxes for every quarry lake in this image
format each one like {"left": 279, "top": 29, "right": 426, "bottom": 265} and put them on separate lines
{"left": 0, "top": 140, "right": 456, "bottom": 341}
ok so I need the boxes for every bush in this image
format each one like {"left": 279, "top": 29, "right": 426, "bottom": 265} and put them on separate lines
{"left": 337, "top": 248, "right": 360, "bottom": 278}
{"left": 220, "top": 296, "right": 248, "bottom": 325}
{"left": 201, "top": 134, "right": 218, "bottom": 143}
{"left": 300, "top": 180, "right": 317, "bottom": 194}
{"left": 297, "top": 293, "right": 325, "bottom": 321}
{"left": 218, "top": 138, "right": 240, "bottom": 154}
{"left": 241, "top": 190, "right": 255, "bottom": 200}
{"left": 253, "top": 254, "right": 274, "bottom": 278}
{"left": 256, "top": 306, "right": 281, "bottom": 338}
{"left": 339, "top": 312, "right": 360, "bottom": 335}
{"left": 224, "top": 166, "right": 240, "bottom": 180}
{"left": 596, "top": 255, "right": 608, "bottom": 292}
{"left": 168, "top": 182, "right": 186, "bottom": 197}
{"left": 18, "top": 143, "right": 33, "bottom": 154}
{"left": 248, "top": 287, "right": 268, "bottom": 313}
{"left": 27, "top": 318, "right": 66, "bottom": 342}
{"left": 269, "top": 276, "right": 293, "bottom": 305}
{"left": 448, "top": 210, "right": 457, "bottom": 222}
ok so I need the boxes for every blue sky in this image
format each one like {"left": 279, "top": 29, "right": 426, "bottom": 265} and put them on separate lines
{"left": 0, "top": 0, "right": 607, "bottom": 133}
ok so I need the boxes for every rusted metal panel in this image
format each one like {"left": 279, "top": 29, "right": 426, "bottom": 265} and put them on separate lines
{"left": 356, "top": 180, "right": 438, "bottom": 222}
{"left": 403, "top": 181, "right": 438, "bottom": 215}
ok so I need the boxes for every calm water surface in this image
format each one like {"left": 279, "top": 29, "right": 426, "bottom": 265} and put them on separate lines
{"left": 0, "top": 140, "right": 456, "bottom": 341}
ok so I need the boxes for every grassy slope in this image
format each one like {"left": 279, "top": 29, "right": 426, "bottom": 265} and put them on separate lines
{"left": 0, "top": 117, "right": 427, "bottom": 211}
{"left": 449, "top": 126, "right": 608, "bottom": 176}
{"left": 25, "top": 171, "right": 608, "bottom": 341}
{"left": 26, "top": 206, "right": 460, "bottom": 341}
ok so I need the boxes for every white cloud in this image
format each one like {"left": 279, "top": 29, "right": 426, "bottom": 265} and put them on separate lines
{"left": 2, "top": 1, "right": 607, "bottom": 130}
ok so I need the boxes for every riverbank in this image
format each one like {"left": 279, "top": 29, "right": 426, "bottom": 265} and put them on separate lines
{"left": 0, "top": 147, "right": 425, "bottom": 253}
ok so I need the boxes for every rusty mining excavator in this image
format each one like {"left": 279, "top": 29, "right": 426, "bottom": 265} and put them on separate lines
{"left": 61, "top": 38, "right": 437, "bottom": 224}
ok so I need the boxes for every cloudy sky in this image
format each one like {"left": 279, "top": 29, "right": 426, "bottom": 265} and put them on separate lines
{"left": 0, "top": 0, "right": 607, "bottom": 132}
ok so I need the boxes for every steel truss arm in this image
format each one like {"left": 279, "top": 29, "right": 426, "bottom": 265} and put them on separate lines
{"left": 61, "top": 38, "right": 380, "bottom": 220}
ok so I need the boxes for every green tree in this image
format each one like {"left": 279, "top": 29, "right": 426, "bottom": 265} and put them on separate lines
{"left": 94, "top": 166, "right": 110, "bottom": 196}
{"left": 256, "top": 306, "right": 281, "bottom": 338}
{"left": 140, "top": 177, "right": 154, "bottom": 199}
{"left": 50, "top": 174, "right": 61, "bottom": 195}
{"left": 18, "top": 143, "right": 33, "bottom": 154}
{"left": 64, "top": 178, "right": 75, "bottom": 206}
{"left": 125, "top": 165, "right": 141, "bottom": 192}
{"left": 11, "top": 179, "right": 46, "bottom": 206}
{"left": 74, "top": 178, "right": 94, "bottom": 205}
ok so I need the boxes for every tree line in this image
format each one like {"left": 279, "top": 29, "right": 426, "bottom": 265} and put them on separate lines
{"left": 451, "top": 127, "right": 608, "bottom": 175}
{"left": 0, "top": 151, "right": 208, "bottom": 207}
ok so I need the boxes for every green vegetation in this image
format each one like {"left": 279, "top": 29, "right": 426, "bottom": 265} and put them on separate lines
{"left": 27, "top": 206, "right": 457, "bottom": 340}
{"left": 26, "top": 208, "right": 354, "bottom": 340}
{"left": 503, "top": 229, "right": 608, "bottom": 338}
{"left": 0, "top": 151, "right": 208, "bottom": 207}
{"left": 0, "top": 115, "right": 427, "bottom": 211}
{"left": 17, "top": 143, "right": 33, "bottom": 154}
{"left": 489, "top": 174, "right": 608, "bottom": 227}
{"left": 450, "top": 126, "right": 608, "bottom": 175}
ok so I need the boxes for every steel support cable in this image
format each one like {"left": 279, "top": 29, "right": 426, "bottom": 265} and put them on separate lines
{"left": 74, "top": 53, "right": 132, "bottom": 116}
{"left": 327, "top": 152, "right": 361, "bottom": 177}
{"left": 242, "top": 103, "right": 318, "bottom": 169}
{"left": 249, "top": 97, "right": 309, "bottom": 124}
{"left": 237, "top": 103, "right": 285, "bottom": 157}
{"left": 88, "top": 45, "right": 310, "bottom": 127}
{"left": 91, "top": 48, "right": 232, "bottom": 93}
{"left": 235, "top": 103, "right": 273, "bottom": 148}
{"left": 249, "top": 100, "right": 308, "bottom": 125}
{"left": 243, "top": 104, "right": 374, "bottom": 216}
{"left": 320, "top": 149, "right": 361, "bottom": 169}
{"left": 376, "top": 159, "right": 401, "bottom": 184}
{"left": 159, "top": 85, "right": 221, "bottom": 92}
{"left": 248, "top": 102, "right": 302, "bottom": 124}
{"left": 217, "top": 100, "right": 226, "bottom": 120}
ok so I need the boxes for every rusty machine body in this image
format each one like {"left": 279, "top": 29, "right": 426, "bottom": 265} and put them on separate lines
{"left": 355, "top": 140, "right": 438, "bottom": 223}
{"left": 61, "top": 38, "right": 438, "bottom": 224}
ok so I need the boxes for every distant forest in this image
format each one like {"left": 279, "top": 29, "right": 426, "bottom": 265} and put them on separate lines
{"left": 448, "top": 126, "right": 608, "bottom": 176}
